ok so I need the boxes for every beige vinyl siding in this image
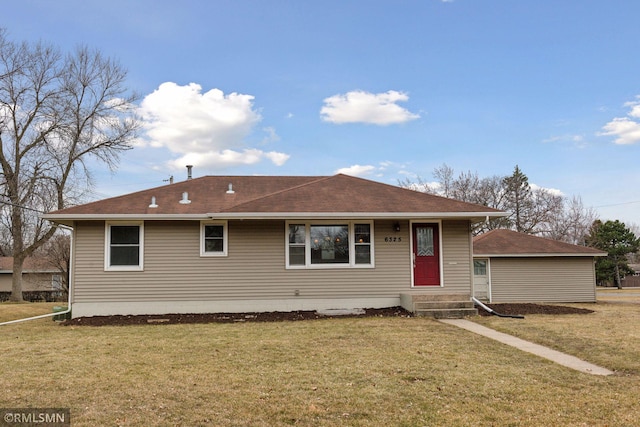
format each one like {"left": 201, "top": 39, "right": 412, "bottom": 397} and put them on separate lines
{"left": 489, "top": 257, "right": 597, "bottom": 303}
{"left": 0, "top": 273, "right": 57, "bottom": 292}
{"left": 440, "top": 220, "right": 473, "bottom": 293}
{"left": 72, "top": 219, "right": 414, "bottom": 303}
{"left": 0, "top": 274, "right": 10, "bottom": 292}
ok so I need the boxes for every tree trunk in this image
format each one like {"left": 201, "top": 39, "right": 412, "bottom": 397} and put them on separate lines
{"left": 615, "top": 262, "right": 623, "bottom": 290}
{"left": 10, "top": 256, "right": 25, "bottom": 302}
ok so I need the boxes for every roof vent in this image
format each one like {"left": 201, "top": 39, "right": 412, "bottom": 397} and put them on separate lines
{"left": 179, "top": 192, "right": 191, "bottom": 204}
{"left": 226, "top": 183, "right": 235, "bottom": 194}
{"left": 186, "top": 165, "right": 193, "bottom": 180}
{"left": 149, "top": 196, "right": 158, "bottom": 208}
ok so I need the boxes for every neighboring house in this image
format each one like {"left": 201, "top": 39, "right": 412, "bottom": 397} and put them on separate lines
{"left": 0, "top": 256, "right": 64, "bottom": 300}
{"left": 472, "top": 229, "right": 607, "bottom": 303}
{"left": 43, "top": 174, "right": 505, "bottom": 318}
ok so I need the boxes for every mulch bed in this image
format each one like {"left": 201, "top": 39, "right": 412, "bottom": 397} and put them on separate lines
{"left": 62, "top": 303, "right": 593, "bottom": 326}
{"left": 476, "top": 303, "right": 594, "bottom": 317}
{"left": 62, "top": 307, "right": 413, "bottom": 326}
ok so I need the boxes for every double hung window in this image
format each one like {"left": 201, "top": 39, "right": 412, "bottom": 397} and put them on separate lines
{"left": 105, "top": 222, "right": 144, "bottom": 271}
{"left": 287, "top": 222, "right": 373, "bottom": 268}
{"left": 200, "top": 221, "right": 228, "bottom": 256}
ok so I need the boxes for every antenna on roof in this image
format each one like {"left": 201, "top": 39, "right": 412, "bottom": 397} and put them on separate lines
{"left": 186, "top": 165, "right": 193, "bottom": 180}
{"left": 164, "top": 175, "right": 174, "bottom": 185}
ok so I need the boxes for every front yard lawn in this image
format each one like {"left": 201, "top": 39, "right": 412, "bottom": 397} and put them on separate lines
{"left": 1, "top": 301, "right": 639, "bottom": 426}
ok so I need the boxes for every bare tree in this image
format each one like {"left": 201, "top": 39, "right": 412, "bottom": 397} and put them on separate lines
{"left": 545, "top": 196, "right": 598, "bottom": 244}
{"left": 433, "top": 164, "right": 455, "bottom": 198}
{"left": 34, "top": 231, "right": 71, "bottom": 294}
{"left": 397, "top": 175, "right": 435, "bottom": 193}
{"left": 0, "top": 30, "right": 139, "bottom": 301}
{"left": 468, "top": 175, "right": 511, "bottom": 234}
{"left": 399, "top": 163, "right": 597, "bottom": 239}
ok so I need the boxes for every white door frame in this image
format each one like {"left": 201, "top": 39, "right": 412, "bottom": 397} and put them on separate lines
{"left": 473, "top": 258, "right": 491, "bottom": 302}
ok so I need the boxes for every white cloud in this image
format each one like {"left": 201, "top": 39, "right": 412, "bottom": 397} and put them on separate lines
{"left": 167, "top": 149, "right": 290, "bottom": 170}
{"left": 600, "top": 96, "right": 640, "bottom": 145}
{"left": 139, "top": 82, "right": 289, "bottom": 170}
{"left": 320, "top": 90, "right": 420, "bottom": 125}
{"left": 624, "top": 97, "right": 640, "bottom": 118}
{"left": 261, "top": 126, "right": 280, "bottom": 144}
{"left": 264, "top": 151, "right": 290, "bottom": 166}
{"left": 542, "top": 134, "right": 587, "bottom": 148}
{"left": 600, "top": 117, "right": 640, "bottom": 145}
{"left": 334, "top": 164, "right": 377, "bottom": 177}
{"left": 335, "top": 161, "right": 411, "bottom": 178}
{"left": 530, "top": 183, "right": 564, "bottom": 197}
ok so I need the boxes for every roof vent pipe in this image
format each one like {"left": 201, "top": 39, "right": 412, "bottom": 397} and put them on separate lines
{"left": 149, "top": 196, "right": 158, "bottom": 208}
{"left": 179, "top": 192, "right": 191, "bottom": 204}
{"left": 226, "top": 183, "right": 235, "bottom": 194}
{"left": 186, "top": 165, "right": 193, "bottom": 180}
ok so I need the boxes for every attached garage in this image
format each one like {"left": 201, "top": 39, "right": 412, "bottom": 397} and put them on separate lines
{"left": 473, "top": 229, "right": 606, "bottom": 303}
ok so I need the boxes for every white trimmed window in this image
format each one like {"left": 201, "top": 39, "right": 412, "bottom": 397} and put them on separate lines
{"left": 200, "top": 221, "right": 228, "bottom": 257}
{"left": 105, "top": 222, "right": 144, "bottom": 271}
{"left": 286, "top": 221, "right": 374, "bottom": 268}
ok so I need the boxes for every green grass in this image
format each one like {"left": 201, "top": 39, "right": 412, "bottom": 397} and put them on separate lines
{"left": 473, "top": 300, "right": 640, "bottom": 375}
{"left": 0, "top": 302, "right": 61, "bottom": 323}
{"left": 1, "top": 302, "right": 639, "bottom": 426}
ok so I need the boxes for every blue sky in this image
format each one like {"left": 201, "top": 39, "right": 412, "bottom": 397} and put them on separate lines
{"left": 5, "top": 0, "right": 640, "bottom": 224}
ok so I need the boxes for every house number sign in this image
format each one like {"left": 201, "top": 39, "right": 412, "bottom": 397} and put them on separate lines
{"left": 384, "top": 237, "right": 403, "bottom": 243}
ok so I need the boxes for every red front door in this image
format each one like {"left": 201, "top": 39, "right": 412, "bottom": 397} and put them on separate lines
{"left": 412, "top": 223, "right": 440, "bottom": 286}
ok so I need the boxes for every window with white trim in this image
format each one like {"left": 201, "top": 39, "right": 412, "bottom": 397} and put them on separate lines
{"left": 286, "top": 222, "right": 374, "bottom": 268}
{"left": 105, "top": 222, "right": 144, "bottom": 271}
{"left": 473, "top": 260, "right": 487, "bottom": 276}
{"left": 200, "top": 221, "right": 228, "bottom": 257}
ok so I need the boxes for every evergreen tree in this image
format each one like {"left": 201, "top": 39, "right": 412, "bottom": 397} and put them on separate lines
{"left": 586, "top": 220, "right": 640, "bottom": 288}
{"left": 502, "top": 165, "right": 533, "bottom": 232}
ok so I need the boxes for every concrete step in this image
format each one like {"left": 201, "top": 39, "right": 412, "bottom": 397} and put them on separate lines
{"left": 408, "top": 293, "right": 472, "bottom": 302}
{"left": 414, "top": 301, "right": 475, "bottom": 310}
{"left": 415, "top": 308, "right": 478, "bottom": 319}
{"left": 399, "top": 293, "right": 476, "bottom": 318}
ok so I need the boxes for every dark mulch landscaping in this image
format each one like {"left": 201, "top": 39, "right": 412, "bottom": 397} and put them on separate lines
{"left": 62, "top": 307, "right": 413, "bottom": 326}
{"left": 476, "top": 303, "right": 594, "bottom": 317}
{"left": 62, "top": 303, "right": 594, "bottom": 326}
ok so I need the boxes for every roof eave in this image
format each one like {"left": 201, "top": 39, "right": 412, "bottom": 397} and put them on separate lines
{"left": 207, "top": 211, "right": 507, "bottom": 220}
{"left": 43, "top": 213, "right": 211, "bottom": 226}
{"left": 43, "top": 211, "right": 506, "bottom": 222}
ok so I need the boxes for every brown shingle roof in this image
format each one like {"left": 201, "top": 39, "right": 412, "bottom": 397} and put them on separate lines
{"left": 0, "top": 257, "right": 59, "bottom": 273}
{"left": 473, "top": 229, "right": 607, "bottom": 257}
{"left": 45, "top": 174, "right": 504, "bottom": 219}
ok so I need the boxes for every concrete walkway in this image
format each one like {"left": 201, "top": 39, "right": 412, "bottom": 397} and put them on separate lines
{"left": 439, "top": 319, "right": 614, "bottom": 376}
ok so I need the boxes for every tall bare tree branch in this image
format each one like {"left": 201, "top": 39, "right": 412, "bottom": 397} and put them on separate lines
{"left": 0, "top": 31, "right": 140, "bottom": 301}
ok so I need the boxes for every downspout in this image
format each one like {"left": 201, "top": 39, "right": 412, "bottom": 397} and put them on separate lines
{"left": 472, "top": 296, "right": 524, "bottom": 319}
{"left": 0, "top": 224, "right": 74, "bottom": 326}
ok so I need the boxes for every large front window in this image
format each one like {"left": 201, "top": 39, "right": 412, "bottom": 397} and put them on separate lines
{"left": 105, "top": 222, "right": 143, "bottom": 271}
{"left": 287, "top": 222, "right": 374, "bottom": 268}
{"left": 311, "top": 225, "right": 349, "bottom": 264}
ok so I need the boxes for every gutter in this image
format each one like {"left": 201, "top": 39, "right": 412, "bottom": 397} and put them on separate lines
{"left": 43, "top": 211, "right": 507, "bottom": 222}
{"left": 472, "top": 297, "right": 525, "bottom": 319}
{"left": 0, "top": 225, "right": 74, "bottom": 326}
